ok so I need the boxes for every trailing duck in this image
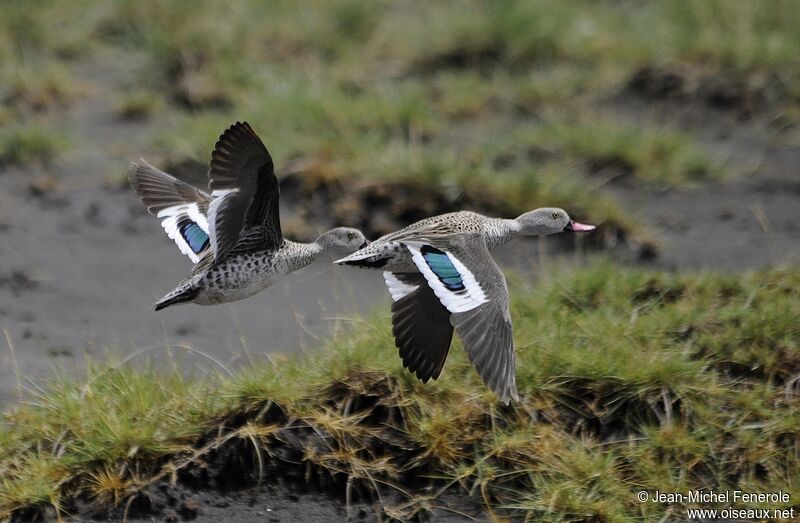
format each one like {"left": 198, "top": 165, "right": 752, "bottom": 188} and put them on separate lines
{"left": 128, "top": 122, "right": 368, "bottom": 311}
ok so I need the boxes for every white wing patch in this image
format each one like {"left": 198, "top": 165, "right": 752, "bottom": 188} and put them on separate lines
{"left": 186, "top": 203, "right": 208, "bottom": 232}
{"left": 211, "top": 189, "right": 238, "bottom": 198}
{"left": 156, "top": 203, "right": 210, "bottom": 263}
{"left": 383, "top": 272, "right": 419, "bottom": 302}
{"left": 207, "top": 188, "right": 238, "bottom": 259}
{"left": 406, "top": 243, "right": 488, "bottom": 314}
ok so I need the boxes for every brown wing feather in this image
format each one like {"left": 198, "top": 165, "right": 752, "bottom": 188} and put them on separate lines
{"left": 128, "top": 160, "right": 210, "bottom": 215}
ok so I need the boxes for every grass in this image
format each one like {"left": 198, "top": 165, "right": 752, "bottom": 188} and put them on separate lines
{"left": 531, "top": 116, "right": 719, "bottom": 185}
{"left": 5, "top": 1, "right": 800, "bottom": 75}
{"left": 0, "top": 125, "right": 65, "bottom": 167}
{"left": 115, "top": 90, "right": 164, "bottom": 120}
{"left": 2, "top": 263, "right": 799, "bottom": 521}
{"left": 2, "top": 0, "right": 799, "bottom": 245}
{"left": 0, "top": 61, "right": 81, "bottom": 112}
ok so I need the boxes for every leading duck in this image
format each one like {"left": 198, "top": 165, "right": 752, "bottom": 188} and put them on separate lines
{"left": 128, "top": 122, "right": 368, "bottom": 310}
{"left": 335, "top": 208, "right": 595, "bottom": 404}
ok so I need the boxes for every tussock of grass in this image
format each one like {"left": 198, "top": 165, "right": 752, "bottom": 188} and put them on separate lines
{"left": 1, "top": 62, "right": 81, "bottom": 111}
{"left": 532, "top": 117, "right": 719, "bottom": 185}
{"left": 0, "top": 125, "right": 65, "bottom": 166}
{"left": 115, "top": 90, "right": 164, "bottom": 120}
{"left": 2, "top": 264, "right": 799, "bottom": 521}
{"left": 0, "top": 2, "right": 96, "bottom": 60}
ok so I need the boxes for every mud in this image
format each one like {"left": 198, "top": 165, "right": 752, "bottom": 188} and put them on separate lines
{"left": 627, "top": 63, "right": 787, "bottom": 117}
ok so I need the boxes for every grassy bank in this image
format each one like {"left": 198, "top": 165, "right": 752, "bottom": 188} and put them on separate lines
{"left": 2, "top": 263, "right": 799, "bottom": 521}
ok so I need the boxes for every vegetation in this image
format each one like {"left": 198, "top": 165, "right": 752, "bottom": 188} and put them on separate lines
{"left": 2, "top": 0, "right": 799, "bottom": 239}
{"left": 531, "top": 117, "right": 718, "bottom": 185}
{"left": 115, "top": 90, "right": 164, "bottom": 121}
{"left": 2, "top": 263, "right": 799, "bottom": 521}
{"left": 0, "top": 62, "right": 81, "bottom": 112}
{"left": 0, "top": 125, "right": 65, "bottom": 167}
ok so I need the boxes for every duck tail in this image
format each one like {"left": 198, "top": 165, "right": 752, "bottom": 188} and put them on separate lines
{"left": 336, "top": 256, "right": 389, "bottom": 269}
{"left": 334, "top": 248, "right": 389, "bottom": 268}
{"left": 154, "top": 285, "right": 197, "bottom": 311}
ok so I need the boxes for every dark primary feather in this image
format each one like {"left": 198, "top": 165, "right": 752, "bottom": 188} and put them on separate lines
{"left": 207, "top": 121, "right": 282, "bottom": 262}
{"left": 390, "top": 273, "right": 454, "bottom": 382}
{"left": 127, "top": 160, "right": 210, "bottom": 214}
{"left": 342, "top": 256, "right": 389, "bottom": 268}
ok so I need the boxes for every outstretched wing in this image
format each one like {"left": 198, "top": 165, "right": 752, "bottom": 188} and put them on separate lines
{"left": 405, "top": 238, "right": 518, "bottom": 404}
{"left": 206, "top": 121, "right": 281, "bottom": 263}
{"left": 128, "top": 160, "right": 211, "bottom": 263}
{"left": 384, "top": 272, "right": 454, "bottom": 383}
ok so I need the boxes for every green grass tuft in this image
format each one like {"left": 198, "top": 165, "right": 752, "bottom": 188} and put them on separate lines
{"left": 532, "top": 117, "right": 720, "bottom": 184}
{"left": 0, "top": 125, "right": 65, "bottom": 166}
{"left": 115, "top": 90, "right": 164, "bottom": 120}
{"left": 1, "top": 61, "right": 81, "bottom": 111}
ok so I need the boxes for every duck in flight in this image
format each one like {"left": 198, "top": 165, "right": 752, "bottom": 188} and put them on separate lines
{"left": 128, "top": 122, "right": 368, "bottom": 311}
{"left": 335, "top": 209, "right": 595, "bottom": 404}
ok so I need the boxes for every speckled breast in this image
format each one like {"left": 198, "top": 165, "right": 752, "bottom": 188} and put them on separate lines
{"left": 198, "top": 253, "right": 287, "bottom": 304}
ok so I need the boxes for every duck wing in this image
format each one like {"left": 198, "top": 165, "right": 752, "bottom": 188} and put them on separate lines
{"left": 128, "top": 160, "right": 211, "bottom": 263}
{"left": 404, "top": 237, "right": 518, "bottom": 404}
{"left": 206, "top": 121, "right": 282, "bottom": 263}
{"left": 384, "top": 272, "right": 454, "bottom": 383}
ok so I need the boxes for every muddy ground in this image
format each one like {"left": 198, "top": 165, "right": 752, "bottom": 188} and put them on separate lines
{"left": 68, "top": 474, "right": 485, "bottom": 523}
{"left": 1, "top": 52, "right": 800, "bottom": 522}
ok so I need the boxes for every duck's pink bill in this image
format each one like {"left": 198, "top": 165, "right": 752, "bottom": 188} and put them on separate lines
{"left": 567, "top": 220, "right": 596, "bottom": 232}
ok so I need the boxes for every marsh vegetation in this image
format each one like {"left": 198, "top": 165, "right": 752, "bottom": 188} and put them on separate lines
{"left": 3, "top": 265, "right": 800, "bottom": 520}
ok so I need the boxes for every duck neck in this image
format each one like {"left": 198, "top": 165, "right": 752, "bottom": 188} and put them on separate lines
{"left": 484, "top": 218, "right": 520, "bottom": 250}
{"left": 286, "top": 240, "right": 323, "bottom": 271}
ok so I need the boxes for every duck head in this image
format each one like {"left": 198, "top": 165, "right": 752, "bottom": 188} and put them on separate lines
{"left": 317, "top": 227, "right": 369, "bottom": 254}
{"left": 514, "top": 208, "right": 596, "bottom": 236}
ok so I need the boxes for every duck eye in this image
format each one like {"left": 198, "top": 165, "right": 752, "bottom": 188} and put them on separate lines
{"left": 347, "top": 232, "right": 355, "bottom": 239}
{"left": 551, "top": 212, "right": 560, "bottom": 220}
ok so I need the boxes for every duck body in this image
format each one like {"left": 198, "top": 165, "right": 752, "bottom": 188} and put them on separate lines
{"left": 159, "top": 238, "right": 321, "bottom": 309}
{"left": 129, "top": 122, "right": 367, "bottom": 311}
{"left": 195, "top": 240, "right": 320, "bottom": 305}
{"left": 337, "top": 211, "right": 516, "bottom": 271}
